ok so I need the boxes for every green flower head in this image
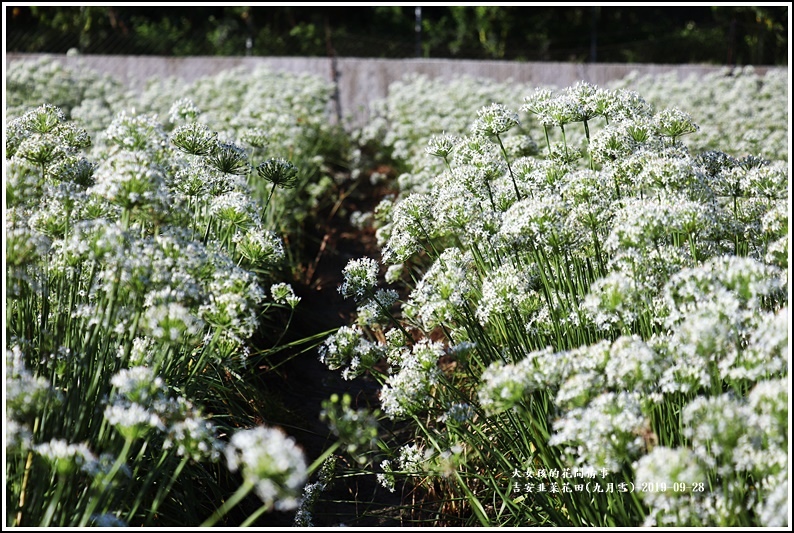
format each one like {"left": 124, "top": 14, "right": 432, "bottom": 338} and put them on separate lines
{"left": 256, "top": 158, "right": 299, "bottom": 189}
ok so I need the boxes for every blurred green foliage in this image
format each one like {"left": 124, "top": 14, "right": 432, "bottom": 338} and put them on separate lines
{"left": 6, "top": 5, "right": 788, "bottom": 65}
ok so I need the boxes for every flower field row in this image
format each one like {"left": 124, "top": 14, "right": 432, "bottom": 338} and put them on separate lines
{"left": 6, "top": 57, "right": 348, "bottom": 526}
{"left": 327, "top": 67, "right": 789, "bottom": 526}
{"left": 5, "top": 57, "right": 790, "bottom": 527}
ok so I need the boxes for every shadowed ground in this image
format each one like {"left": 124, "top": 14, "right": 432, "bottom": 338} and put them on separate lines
{"left": 253, "top": 168, "right": 409, "bottom": 526}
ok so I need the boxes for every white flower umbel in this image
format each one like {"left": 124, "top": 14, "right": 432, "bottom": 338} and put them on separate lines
{"left": 103, "top": 110, "right": 168, "bottom": 155}
{"left": 6, "top": 157, "right": 48, "bottom": 209}
{"left": 740, "top": 161, "right": 788, "bottom": 199}
{"left": 549, "top": 391, "right": 647, "bottom": 473}
{"left": 34, "top": 439, "right": 98, "bottom": 476}
{"left": 633, "top": 152, "right": 707, "bottom": 195}
{"left": 497, "top": 193, "right": 581, "bottom": 255}
{"left": 592, "top": 122, "right": 665, "bottom": 173}
{"left": 432, "top": 175, "right": 499, "bottom": 242}
{"left": 382, "top": 193, "right": 435, "bottom": 264}
{"left": 356, "top": 288, "right": 398, "bottom": 328}
{"left": 604, "top": 192, "right": 709, "bottom": 255}
{"left": 552, "top": 340, "right": 611, "bottom": 409}
{"left": 110, "top": 366, "right": 166, "bottom": 404}
{"left": 209, "top": 190, "right": 261, "bottom": 230}
{"left": 580, "top": 270, "right": 641, "bottom": 331}
{"left": 26, "top": 183, "right": 91, "bottom": 239}
{"left": 49, "top": 166, "right": 92, "bottom": 197}
{"left": 755, "top": 470, "right": 788, "bottom": 527}
{"left": 339, "top": 257, "right": 380, "bottom": 301}
{"left": 170, "top": 159, "right": 225, "bottom": 200}
{"left": 404, "top": 247, "right": 476, "bottom": 330}
{"left": 318, "top": 325, "right": 385, "bottom": 380}
{"left": 385, "top": 263, "right": 403, "bottom": 284}
{"left": 555, "top": 371, "right": 606, "bottom": 411}
{"left": 729, "top": 307, "right": 788, "bottom": 380}
{"left": 270, "top": 282, "right": 301, "bottom": 309}
{"left": 760, "top": 201, "right": 788, "bottom": 268}
{"left": 15, "top": 132, "right": 69, "bottom": 168}
{"left": 559, "top": 168, "right": 616, "bottom": 230}
{"left": 653, "top": 107, "right": 699, "bottom": 142}
{"left": 564, "top": 81, "right": 610, "bottom": 123}
{"left": 475, "top": 262, "right": 539, "bottom": 326}
{"left": 380, "top": 339, "right": 444, "bottom": 419}
{"left": 199, "top": 257, "right": 266, "bottom": 345}
{"left": 164, "top": 412, "right": 223, "bottom": 462}
{"left": 141, "top": 301, "right": 204, "bottom": 345}
{"left": 605, "top": 335, "right": 667, "bottom": 392}
{"left": 500, "top": 134, "right": 539, "bottom": 159}
{"left": 449, "top": 136, "right": 503, "bottom": 170}
{"left": 398, "top": 443, "right": 429, "bottom": 474}
{"left": 223, "top": 426, "right": 308, "bottom": 511}
{"left": 6, "top": 344, "right": 58, "bottom": 422}
{"left": 662, "top": 255, "right": 785, "bottom": 328}
{"left": 470, "top": 103, "right": 520, "bottom": 138}
{"left": 91, "top": 150, "right": 170, "bottom": 211}
{"left": 168, "top": 97, "right": 201, "bottom": 124}
{"left": 477, "top": 346, "right": 563, "bottom": 414}
{"left": 377, "top": 459, "right": 396, "bottom": 492}
{"left": 103, "top": 400, "right": 165, "bottom": 441}
{"left": 425, "top": 132, "right": 460, "bottom": 160}
{"left": 732, "top": 378, "right": 788, "bottom": 477}
{"left": 633, "top": 446, "right": 708, "bottom": 526}
{"left": 670, "top": 306, "right": 739, "bottom": 385}
{"left": 124, "top": 336, "right": 158, "bottom": 366}
{"left": 170, "top": 121, "right": 217, "bottom": 156}
{"left": 240, "top": 127, "right": 270, "bottom": 149}
{"left": 681, "top": 394, "right": 749, "bottom": 476}
{"left": 605, "top": 88, "right": 654, "bottom": 121}
{"left": 521, "top": 88, "right": 576, "bottom": 128}
{"left": 104, "top": 366, "right": 199, "bottom": 442}
{"left": 6, "top": 419, "right": 33, "bottom": 455}
{"left": 234, "top": 227, "right": 285, "bottom": 268}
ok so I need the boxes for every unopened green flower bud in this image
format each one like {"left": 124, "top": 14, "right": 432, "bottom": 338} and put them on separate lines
{"left": 256, "top": 158, "right": 299, "bottom": 189}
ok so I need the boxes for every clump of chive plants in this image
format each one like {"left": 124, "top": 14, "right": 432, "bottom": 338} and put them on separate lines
{"left": 318, "top": 81, "right": 788, "bottom": 527}
{"left": 5, "top": 101, "right": 330, "bottom": 526}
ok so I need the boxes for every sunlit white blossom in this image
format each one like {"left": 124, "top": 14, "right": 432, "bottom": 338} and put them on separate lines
{"left": 549, "top": 391, "right": 648, "bottom": 473}
{"left": 380, "top": 340, "right": 444, "bottom": 419}
{"left": 34, "top": 439, "right": 97, "bottom": 476}
{"left": 224, "top": 426, "right": 308, "bottom": 510}
{"left": 339, "top": 257, "right": 380, "bottom": 300}
{"left": 269, "top": 282, "right": 300, "bottom": 308}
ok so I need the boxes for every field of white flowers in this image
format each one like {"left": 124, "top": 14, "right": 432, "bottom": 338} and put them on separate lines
{"left": 5, "top": 57, "right": 790, "bottom": 527}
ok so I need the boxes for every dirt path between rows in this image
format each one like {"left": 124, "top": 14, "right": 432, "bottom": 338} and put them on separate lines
{"left": 253, "top": 169, "right": 410, "bottom": 526}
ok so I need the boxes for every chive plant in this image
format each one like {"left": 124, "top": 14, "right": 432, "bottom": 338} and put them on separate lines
{"left": 5, "top": 103, "right": 314, "bottom": 526}
{"left": 319, "top": 81, "right": 788, "bottom": 527}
